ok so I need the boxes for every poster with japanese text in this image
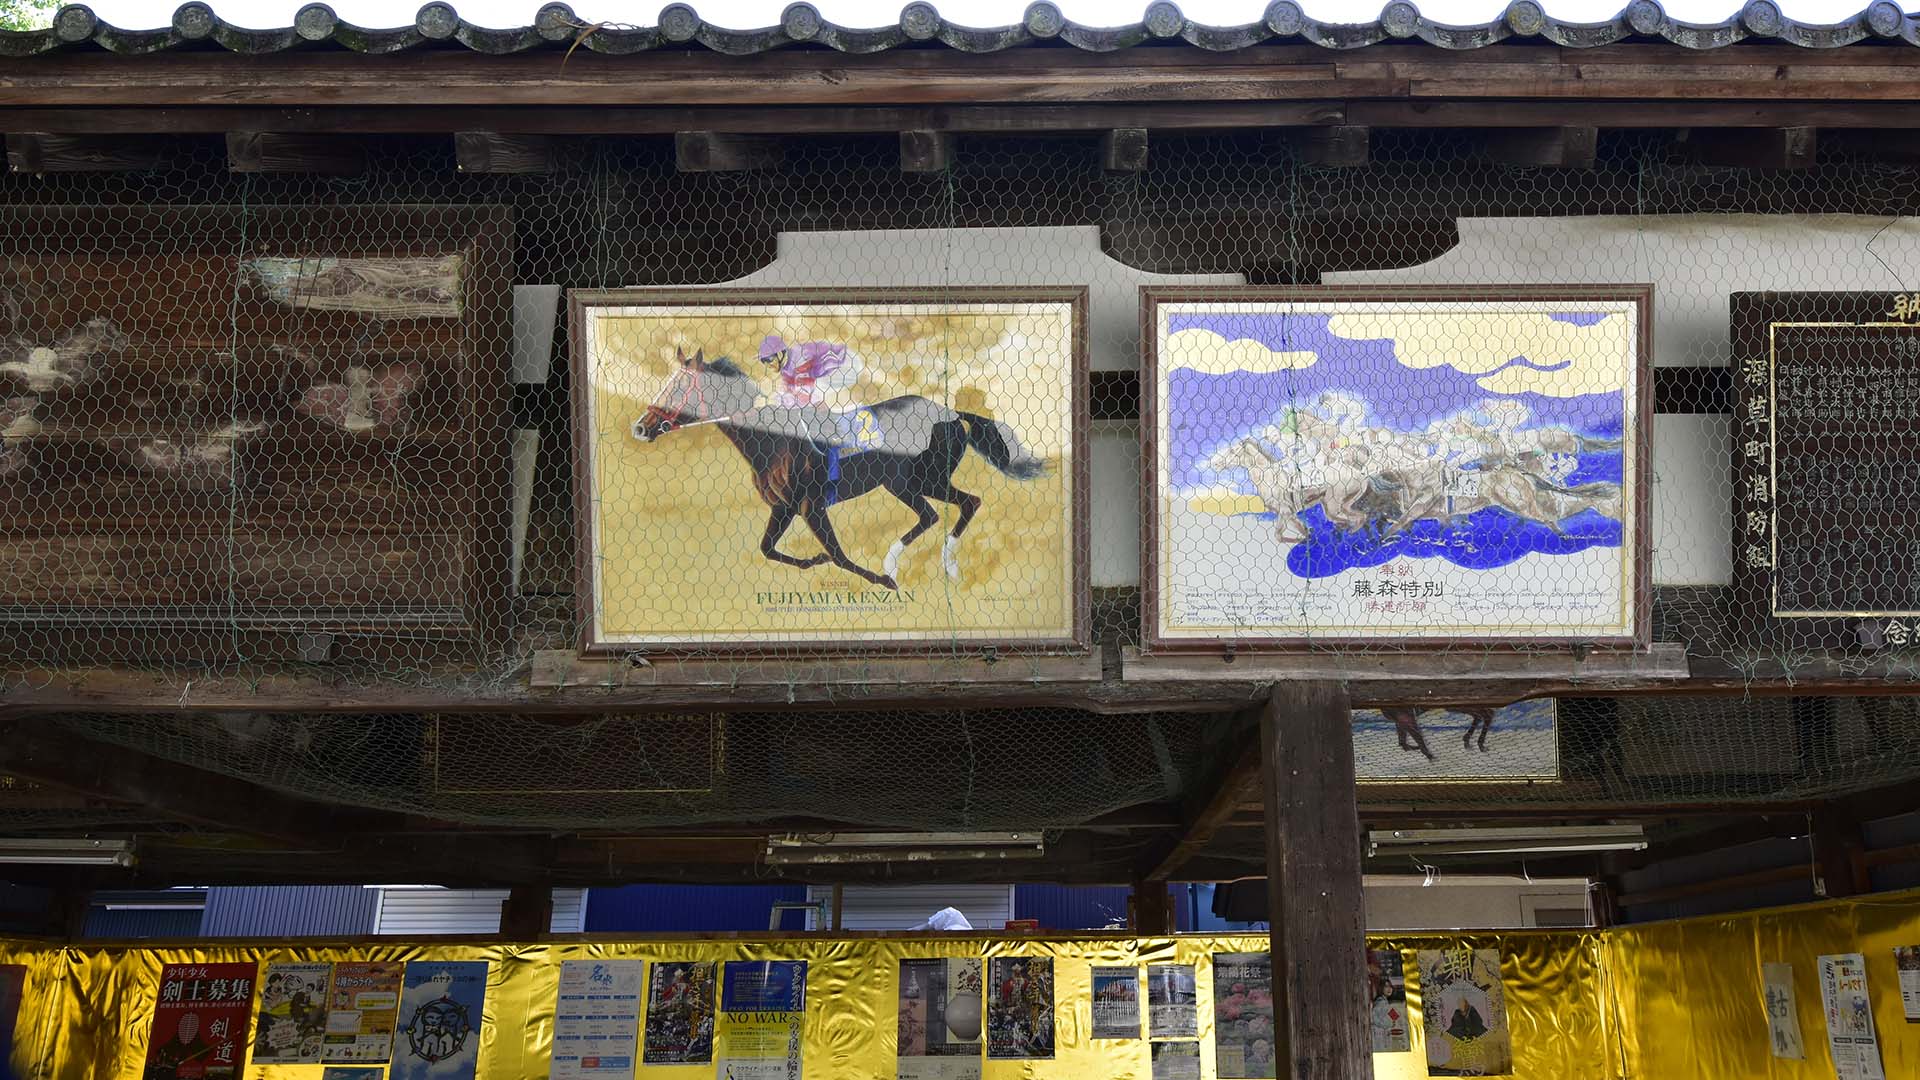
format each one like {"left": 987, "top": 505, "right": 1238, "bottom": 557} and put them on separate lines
{"left": 643, "top": 959, "right": 715, "bottom": 1065}
{"left": 1090, "top": 966, "right": 1141, "bottom": 1039}
{"left": 255, "top": 962, "right": 333, "bottom": 1064}
{"left": 1896, "top": 946, "right": 1920, "bottom": 1023}
{"left": 550, "top": 959, "right": 643, "bottom": 1079}
{"left": 1817, "top": 953, "right": 1886, "bottom": 1080}
{"left": 1147, "top": 287, "right": 1648, "bottom": 647}
{"left": 324, "top": 961, "right": 405, "bottom": 1063}
{"left": 1211, "top": 952, "right": 1275, "bottom": 1079}
{"left": 572, "top": 288, "right": 1087, "bottom": 652}
{"left": 1151, "top": 1041, "right": 1202, "bottom": 1080}
{"left": 143, "top": 961, "right": 257, "bottom": 1079}
{"left": 1417, "top": 948, "right": 1511, "bottom": 1076}
{"left": 1763, "top": 962, "right": 1807, "bottom": 1060}
{"left": 0, "top": 964, "right": 24, "bottom": 1062}
{"left": 391, "top": 961, "right": 487, "bottom": 1080}
{"left": 897, "top": 958, "right": 983, "bottom": 1080}
{"left": 1366, "top": 949, "right": 1411, "bottom": 1054}
{"left": 1145, "top": 964, "right": 1198, "bottom": 1039}
{"left": 986, "top": 957, "right": 1053, "bottom": 1060}
{"left": 321, "top": 1069, "right": 385, "bottom": 1080}
{"left": 719, "top": 959, "right": 807, "bottom": 1080}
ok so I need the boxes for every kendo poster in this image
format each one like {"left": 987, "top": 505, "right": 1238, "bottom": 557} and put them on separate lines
{"left": 571, "top": 288, "right": 1087, "bottom": 651}
{"left": 391, "top": 961, "right": 488, "bottom": 1080}
{"left": 142, "top": 962, "right": 258, "bottom": 1079}
{"left": 255, "top": 962, "right": 333, "bottom": 1064}
{"left": 718, "top": 959, "right": 807, "bottom": 1080}
{"left": 1418, "top": 948, "right": 1512, "bottom": 1076}
{"left": 897, "top": 957, "right": 984, "bottom": 1080}
{"left": 643, "top": 959, "right": 715, "bottom": 1065}
{"left": 1145, "top": 287, "right": 1649, "bottom": 647}
{"left": 986, "top": 956, "right": 1054, "bottom": 1060}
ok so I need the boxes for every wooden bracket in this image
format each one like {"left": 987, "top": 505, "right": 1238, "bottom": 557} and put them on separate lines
{"left": 455, "top": 131, "right": 557, "bottom": 173}
{"left": 1687, "top": 126, "right": 1818, "bottom": 170}
{"left": 1100, "top": 128, "right": 1150, "bottom": 172}
{"left": 1484, "top": 126, "right": 1598, "bottom": 168}
{"left": 675, "top": 131, "right": 783, "bottom": 172}
{"left": 5, "top": 133, "right": 167, "bottom": 173}
{"left": 226, "top": 131, "right": 366, "bottom": 174}
{"left": 899, "top": 129, "right": 952, "bottom": 173}
{"left": 1292, "top": 125, "right": 1370, "bottom": 168}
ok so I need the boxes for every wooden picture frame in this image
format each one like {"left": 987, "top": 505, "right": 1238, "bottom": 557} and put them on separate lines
{"left": 1141, "top": 284, "right": 1653, "bottom": 652}
{"left": 569, "top": 286, "right": 1089, "bottom": 656}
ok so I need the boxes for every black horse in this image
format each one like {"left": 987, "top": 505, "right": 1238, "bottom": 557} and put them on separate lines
{"left": 635, "top": 349, "right": 1047, "bottom": 590}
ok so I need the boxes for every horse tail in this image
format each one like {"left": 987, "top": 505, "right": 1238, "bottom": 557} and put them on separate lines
{"left": 958, "top": 411, "right": 1047, "bottom": 480}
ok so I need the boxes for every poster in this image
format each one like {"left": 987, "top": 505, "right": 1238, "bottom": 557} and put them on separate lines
{"left": 0, "top": 964, "right": 24, "bottom": 1060}
{"left": 324, "top": 961, "right": 405, "bottom": 1063}
{"left": 1146, "top": 964, "right": 1198, "bottom": 1039}
{"left": 718, "top": 959, "right": 807, "bottom": 1080}
{"left": 1151, "top": 1041, "right": 1202, "bottom": 1080}
{"left": 1417, "top": 948, "right": 1512, "bottom": 1076}
{"left": 1147, "top": 288, "right": 1647, "bottom": 647}
{"left": 1762, "top": 962, "right": 1807, "bottom": 1060}
{"left": 550, "top": 959, "right": 643, "bottom": 1080}
{"left": 897, "top": 958, "right": 984, "bottom": 1080}
{"left": 391, "top": 961, "right": 487, "bottom": 1080}
{"left": 1896, "top": 946, "right": 1920, "bottom": 1023}
{"left": 1090, "top": 966, "right": 1141, "bottom": 1039}
{"left": 1354, "top": 700, "right": 1559, "bottom": 781}
{"left": 572, "top": 288, "right": 1086, "bottom": 651}
{"left": 643, "top": 959, "right": 716, "bottom": 1065}
{"left": 143, "top": 962, "right": 258, "bottom": 1079}
{"left": 322, "top": 1070, "right": 386, "bottom": 1080}
{"left": 1817, "top": 953, "right": 1886, "bottom": 1080}
{"left": 1212, "top": 952, "right": 1275, "bottom": 1079}
{"left": 1366, "top": 949, "right": 1411, "bottom": 1054}
{"left": 255, "top": 962, "right": 334, "bottom": 1064}
{"left": 986, "top": 957, "right": 1054, "bottom": 1060}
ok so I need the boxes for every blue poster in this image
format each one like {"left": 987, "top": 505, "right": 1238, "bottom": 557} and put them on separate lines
{"left": 719, "top": 961, "right": 807, "bottom": 1080}
{"left": 390, "top": 961, "right": 488, "bottom": 1080}
{"left": 720, "top": 960, "right": 806, "bottom": 1013}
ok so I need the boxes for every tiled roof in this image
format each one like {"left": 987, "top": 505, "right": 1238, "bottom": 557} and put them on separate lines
{"left": 3, "top": 0, "right": 1917, "bottom": 58}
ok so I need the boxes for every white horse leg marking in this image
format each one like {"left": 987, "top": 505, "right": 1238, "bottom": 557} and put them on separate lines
{"left": 942, "top": 534, "right": 961, "bottom": 580}
{"left": 884, "top": 539, "right": 906, "bottom": 580}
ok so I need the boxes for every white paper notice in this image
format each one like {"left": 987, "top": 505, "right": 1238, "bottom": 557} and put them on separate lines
{"left": 1896, "top": 946, "right": 1920, "bottom": 1023}
{"left": 1817, "top": 954, "right": 1886, "bottom": 1080}
{"left": 550, "top": 959, "right": 644, "bottom": 1080}
{"left": 1762, "top": 963, "right": 1805, "bottom": 1060}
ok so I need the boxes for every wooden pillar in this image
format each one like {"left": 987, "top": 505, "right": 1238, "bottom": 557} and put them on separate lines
{"left": 1260, "top": 681, "right": 1371, "bottom": 1080}
{"left": 1811, "top": 807, "right": 1871, "bottom": 899}
{"left": 51, "top": 886, "right": 92, "bottom": 941}
{"left": 500, "top": 885, "right": 553, "bottom": 938}
{"left": 830, "top": 883, "right": 845, "bottom": 931}
{"left": 1131, "top": 881, "right": 1175, "bottom": 934}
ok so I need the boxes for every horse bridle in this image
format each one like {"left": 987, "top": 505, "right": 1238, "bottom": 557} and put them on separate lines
{"left": 651, "top": 364, "right": 714, "bottom": 435}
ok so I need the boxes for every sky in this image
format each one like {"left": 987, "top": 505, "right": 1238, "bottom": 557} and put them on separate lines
{"left": 78, "top": 0, "right": 1905, "bottom": 33}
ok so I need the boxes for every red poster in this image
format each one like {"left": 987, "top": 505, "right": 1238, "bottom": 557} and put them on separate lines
{"left": 0, "top": 964, "right": 24, "bottom": 1059}
{"left": 144, "top": 962, "right": 258, "bottom": 1079}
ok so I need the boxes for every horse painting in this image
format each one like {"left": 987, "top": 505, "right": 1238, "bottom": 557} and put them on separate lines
{"left": 634, "top": 349, "right": 1047, "bottom": 590}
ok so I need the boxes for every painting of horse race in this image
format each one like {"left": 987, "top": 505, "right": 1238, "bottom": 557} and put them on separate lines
{"left": 1145, "top": 287, "right": 1649, "bottom": 647}
{"left": 571, "top": 288, "right": 1085, "bottom": 651}
{"left": 1352, "top": 699, "right": 1560, "bottom": 782}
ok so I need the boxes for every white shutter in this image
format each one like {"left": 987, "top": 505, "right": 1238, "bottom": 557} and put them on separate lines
{"left": 371, "top": 887, "right": 590, "bottom": 935}
{"left": 805, "top": 884, "right": 1014, "bottom": 931}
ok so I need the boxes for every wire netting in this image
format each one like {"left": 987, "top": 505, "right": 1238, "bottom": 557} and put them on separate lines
{"left": 3, "top": 129, "right": 1920, "bottom": 826}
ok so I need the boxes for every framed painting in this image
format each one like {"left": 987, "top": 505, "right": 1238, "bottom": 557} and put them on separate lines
{"left": 570, "top": 287, "right": 1087, "bottom": 654}
{"left": 1143, "top": 286, "right": 1651, "bottom": 650}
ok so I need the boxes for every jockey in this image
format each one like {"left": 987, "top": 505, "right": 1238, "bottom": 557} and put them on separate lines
{"left": 757, "top": 334, "right": 858, "bottom": 409}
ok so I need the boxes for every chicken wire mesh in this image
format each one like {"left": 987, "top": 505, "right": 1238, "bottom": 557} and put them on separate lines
{"left": 2, "top": 130, "right": 1920, "bottom": 820}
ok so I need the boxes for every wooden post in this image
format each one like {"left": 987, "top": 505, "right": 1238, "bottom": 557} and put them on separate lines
{"left": 51, "top": 886, "right": 92, "bottom": 941}
{"left": 830, "top": 882, "right": 845, "bottom": 931}
{"left": 1101, "top": 128, "right": 1150, "bottom": 172}
{"left": 1292, "top": 126, "right": 1370, "bottom": 168}
{"left": 899, "top": 129, "right": 952, "bottom": 173}
{"left": 1260, "top": 681, "right": 1371, "bottom": 1080}
{"left": 455, "top": 132, "right": 557, "bottom": 173}
{"left": 1131, "top": 881, "right": 1175, "bottom": 934}
{"left": 500, "top": 885, "right": 553, "bottom": 938}
{"left": 1811, "top": 807, "right": 1871, "bottom": 899}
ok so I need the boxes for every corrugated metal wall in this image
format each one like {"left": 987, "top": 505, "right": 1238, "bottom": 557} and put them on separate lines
{"left": 200, "top": 886, "right": 378, "bottom": 937}
{"left": 584, "top": 885, "right": 809, "bottom": 933}
{"left": 81, "top": 907, "right": 203, "bottom": 939}
{"left": 370, "top": 888, "right": 588, "bottom": 935}
{"left": 806, "top": 884, "right": 1014, "bottom": 930}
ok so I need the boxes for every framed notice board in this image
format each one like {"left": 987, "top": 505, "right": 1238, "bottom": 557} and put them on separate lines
{"left": 1731, "top": 291, "right": 1920, "bottom": 648}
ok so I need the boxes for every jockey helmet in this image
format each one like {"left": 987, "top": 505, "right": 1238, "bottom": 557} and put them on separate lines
{"left": 757, "top": 334, "right": 787, "bottom": 362}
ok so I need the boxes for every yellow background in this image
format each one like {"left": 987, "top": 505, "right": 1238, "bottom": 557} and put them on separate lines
{"left": 582, "top": 302, "right": 1078, "bottom": 645}
{"left": 8, "top": 889, "right": 1918, "bottom": 1079}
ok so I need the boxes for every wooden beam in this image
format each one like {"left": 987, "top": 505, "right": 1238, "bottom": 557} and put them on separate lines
{"left": 1261, "top": 682, "right": 1371, "bottom": 1079}
{"left": 1100, "top": 127, "right": 1150, "bottom": 172}
{"left": 675, "top": 131, "right": 782, "bottom": 172}
{"left": 898, "top": 128, "right": 951, "bottom": 173}
{"left": 1292, "top": 125, "right": 1370, "bottom": 168}
{"left": 1143, "top": 738, "right": 1263, "bottom": 882}
{"left": 1122, "top": 644, "right": 1689, "bottom": 687}
{"left": 4, "top": 132, "right": 166, "bottom": 173}
{"left": 454, "top": 131, "right": 556, "bottom": 173}
{"left": 1687, "top": 126, "right": 1818, "bottom": 170}
{"left": 1616, "top": 863, "right": 1808, "bottom": 909}
{"left": 1482, "top": 125, "right": 1597, "bottom": 168}
{"left": 226, "top": 131, "right": 365, "bottom": 174}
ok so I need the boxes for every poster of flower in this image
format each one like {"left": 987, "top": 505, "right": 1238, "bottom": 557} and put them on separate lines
{"left": 142, "top": 962, "right": 258, "bottom": 1079}
{"left": 255, "top": 962, "right": 333, "bottom": 1064}
{"left": 391, "top": 961, "right": 488, "bottom": 1080}
{"left": 897, "top": 958, "right": 984, "bottom": 1080}
{"left": 1418, "top": 948, "right": 1511, "bottom": 1076}
{"left": 643, "top": 960, "right": 716, "bottom": 1065}
{"left": 571, "top": 288, "right": 1087, "bottom": 652}
{"left": 986, "top": 957, "right": 1054, "bottom": 1060}
{"left": 1212, "top": 952, "right": 1275, "bottom": 1078}
{"left": 1145, "top": 287, "right": 1650, "bottom": 648}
